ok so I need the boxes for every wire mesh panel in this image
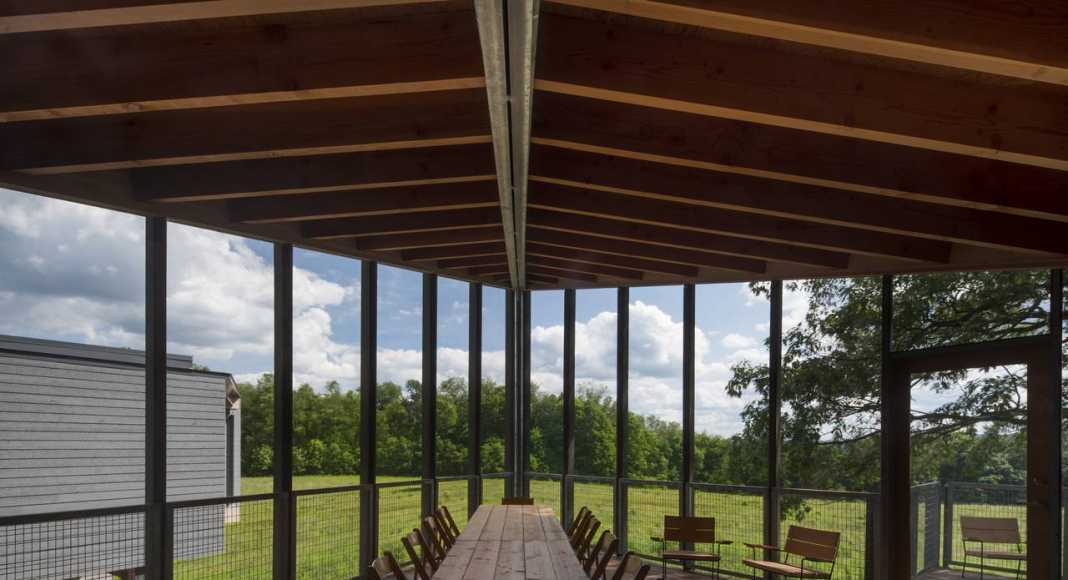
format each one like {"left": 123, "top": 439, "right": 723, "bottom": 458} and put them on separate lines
{"left": 780, "top": 490, "right": 872, "bottom": 580}
{"left": 573, "top": 477, "right": 615, "bottom": 534}
{"left": 624, "top": 480, "right": 681, "bottom": 559}
{"left": 692, "top": 483, "right": 765, "bottom": 576}
{"left": 946, "top": 482, "right": 1027, "bottom": 574}
{"left": 0, "top": 506, "right": 145, "bottom": 580}
{"left": 528, "top": 473, "right": 562, "bottom": 516}
{"left": 481, "top": 475, "right": 507, "bottom": 506}
{"left": 911, "top": 482, "right": 941, "bottom": 575}
{"left": 172, "top": 494, "right": 273, "bottom": 579}
{"left": 436, "top": 478, "right": 470, "bottom": 531}
{"left": 295, "top": 486, "right": 359, "bottom": 579}
{"left": 376, "top": 481, "right": 423, "bottom": 564}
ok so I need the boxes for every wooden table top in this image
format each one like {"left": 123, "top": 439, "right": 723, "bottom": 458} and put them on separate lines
{"left": 433, "top": 504, "right": 588, "bottom": 580}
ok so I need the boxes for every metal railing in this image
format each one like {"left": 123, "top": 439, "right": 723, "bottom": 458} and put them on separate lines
{"left": 692, "top": 482, "right": 766, "bottom": 578}
{"left": 171, "top": 492, "right": 274, "bottom": 579}
{"left": 294, "top": 485, "right": 361, "bottom": 579}
{"left": 781, "top": 487, "right": 877, "bottom": 580}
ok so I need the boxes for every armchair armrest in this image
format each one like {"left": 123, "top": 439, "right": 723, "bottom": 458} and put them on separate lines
{"left": 803, "top": 557, "right": 834, "bottom": 564}
{"left": 743, "top": 543, "right": 778, "bottom": 551}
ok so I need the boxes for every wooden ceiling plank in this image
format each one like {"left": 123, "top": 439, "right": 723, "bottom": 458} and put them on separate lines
{"left": 354, "top": 227, "right": 504, "bottom": 251}
{"left": 526, "top": 242, "right": 698, "bottom": 277}
{"left": 302, "top": 207, "right": 501, "bottom": 240}
{"left": 2, "top": 90, "right": 490, "bottom": 173}
{"left": 466, "top": 264, "right": 511, "bottom": 276}
{"left": 531, "top": 94, "right": 1068, "bottom": 223}
{"left": 402, "top": 242, "right": 508, "bottom": 262}
{"left": 528, "top": 207, "right": 847, "bottom": 269}
{"left": 130, "top": 143, "right": 495, "bottom": 202}
{"left": 535, "top": 12, "right": 1068, "bottom": 170}
{"left": 526, "top": 228, "right": 765, "bottom": 273}
{"left": 526, "top": 255, "right": 643, "bottom": 280}
{"left": 228, "top": 181, "right": 500, "bottom": 224}
{"left": 549, "top": 0, "right": 1068, "bottom": 86}
{"left": 436, "top": 254, "right": 509, "bottom": 269}
{"left": 530, "top": 184, "right": 952, "bottom": 262}
{"left": 526, "top": 264, "right": 599, "bottom": 283}
{"left": 1, "top": 5, "right": 481, "bottom": 111}
{"left": 530, "top": 146, "right": 1068, "bottom": 255}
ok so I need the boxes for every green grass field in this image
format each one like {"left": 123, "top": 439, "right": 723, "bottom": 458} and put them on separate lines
{"left": 172, "top": 476, "right": 1024, "bottom": 579}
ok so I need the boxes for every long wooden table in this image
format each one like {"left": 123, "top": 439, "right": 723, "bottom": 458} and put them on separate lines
{"left": 433, "top": 504, "right": 588, "bottom": 580}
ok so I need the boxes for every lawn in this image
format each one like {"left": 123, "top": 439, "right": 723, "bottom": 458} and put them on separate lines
{"left": 172, "top": 476, "right": 1022, "bottom": 580}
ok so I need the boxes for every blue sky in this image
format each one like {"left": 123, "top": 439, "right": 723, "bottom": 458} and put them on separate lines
{"left": 0, "top": 187, "right": 847, "bottom": 436}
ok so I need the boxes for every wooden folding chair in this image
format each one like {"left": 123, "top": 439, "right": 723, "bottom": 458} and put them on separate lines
{"left": 570, "top": 510, "right": 594, "bottom": 549}
{"left": 652, "top": 515, "right": 730, "bottom": 579}
{"left": 440, "top": 505, "right": 463, "bottom": 537}
{"left": 960, "top": 516, "right": 1026, "bottom": 580}
{"left": 568, "top": 506, "right": 590, "bottom": 537}
{"left": 432, "top": 509, "right": 456, "bottom": 550}
{"left": 502, "top": 496, "right": 535, "bottom": 505}
{"left": 401, "top": 530, "right": 434, "bottom": 580}
{"left": 576, "top": 516, "right": 602, "bottom": 562}
{"left": 421, "top": 516, "right": 447, "bottom": 564}
{"left": 743, "top": 525, "right": 840, "bottom": 579}
{"left": 368, "top": 551, "right": 408, "bottom": 580}
{"left": 612, "top": 552, "right": 651, "bottom": 580}
{"left": 589, "top": 531, "right": 620, "bottom": 580}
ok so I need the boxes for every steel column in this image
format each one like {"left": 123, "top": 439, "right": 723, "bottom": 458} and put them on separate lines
{"left": 359, "top": 261, "right": 378, "bottom": 574}
{"left": 422, "top": 274, "right": 438, "bottom": 518}
{"left": 469, "top": 283, "right": 483, "bottom": 516}
{"left": 272, "top": 243, "right": 294, "bottom": 580}
{"left": 520, "top": 290, "right": 532, "bottom": 498}
{"left": 765, "top": 280, "right": 783, "bottom": 565}
{"left": 505, "top": 289, "right": 517, "bottom": 496}
{"left": 562, "top": 289, "right": 576, "bottom": 525}
{"left": 681, "top": 284, "right": 696, "bottom": 564}
{"left": 880, "top": 274, "right": 911, "bottom": 580}
{"left": 145, "top": 217, "right": 170, "bottom": 580}
{"left": 616, "top": 287, "right": 629, "bottom": 553}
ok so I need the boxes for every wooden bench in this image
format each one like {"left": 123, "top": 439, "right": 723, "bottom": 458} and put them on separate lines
{"left": 960, "top": 516, "right": 1025, "bottom": 580}
{"left": 742, "top": 525, "right": 840, "bottom": 579}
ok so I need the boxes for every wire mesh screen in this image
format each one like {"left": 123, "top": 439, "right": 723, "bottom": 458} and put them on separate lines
{"left": 376, "top": 481, "right": 423, "bottom": 564}
{"left": 0, "top": 506, "right": 145, "bottom": 580}
{"left": 780, "top": 490, "right": 872, "bottom": 580}
{"left": 624, "top": 480, "right": 681, "bottom": 559}
{"left": 172, "top": 496, "right": 273, "bottom": 579}
{"left": 481, "top": 476, "right": 507, "bottom": 506}
{"left": 436, "top": 478, "right": 470, "bottom": 531}
{"left": 946, "top": 482, "right": 1027, "bottom": 574}
{"left": 529, "top": 474, "right": 562, "bottom": 517}
{"left": 692, "top": 484, "right": 764, "bottom": 576}
{"left": 911, "top": 482, "right": 941, "bottom": 574}
{"left": 295, "top": 487, "right": 359, "bottom": 579}
{"left": 573, "top": 478, "right": 615, "bottom": 534}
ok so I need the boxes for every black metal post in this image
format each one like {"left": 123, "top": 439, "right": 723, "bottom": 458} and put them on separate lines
{"left": 505, "top": 289, "right": 517, "bottom": 497}
{"left": 562, "top": 289, "right": 576, "bottom": 525}
{"left": 273, "top": 243, "right": 294, "bottom": 580}
{"left": 145, "top": 217, "right": 170, "bottom": 580}
{"left": 880, "top": 274, "right": 910, "bottom": 580}
{"left": 521, "top": 290, "right": 532, "bottom": 498}
{"left": 681, "top": 284, "right": 696, "bottom": 565}
{"left": 359, "top": 261, "right": 378, "bottom": 574}
{"left": 469, "top": 283, "right": 483, "bottom": 516}
{"left": 422, "top": 274, "right": 438, "bottom": 518}
{"left": 616, "top": 287, "right": 629, "bottom": 553}
{"left": 765, "top": 280, "right": 783, "bottom": 565}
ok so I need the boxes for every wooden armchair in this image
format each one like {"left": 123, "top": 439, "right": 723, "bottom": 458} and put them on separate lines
{"left": 651, "top": 515, "right": 730, "bottom": 579}
{"left": 742, "top": 525, "right": 840, "bottom": 579}
{"left": 960, "top": 516, "right": 1025, "bottom": 580}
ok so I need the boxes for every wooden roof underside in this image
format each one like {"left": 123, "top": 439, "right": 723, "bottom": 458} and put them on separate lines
{"left": 3, "top": 0, "right": 1068, "bottom": 290}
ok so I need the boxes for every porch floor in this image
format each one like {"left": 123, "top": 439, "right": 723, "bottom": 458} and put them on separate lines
{"left": 639, "top": 566, "right": 1014, "bottom": 580}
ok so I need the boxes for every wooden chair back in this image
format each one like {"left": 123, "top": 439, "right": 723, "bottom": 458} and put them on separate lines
{"left": 569, "top": 510, "right": 593, "bottom": 547}
{"left": 590, "top": 532, "right": 619, "bottom": 580}
{"left": 421, "top": 516, "right": 447, "bottom": 563}
{"left": 369, "top": 551, "right": 408, "bottom": 580}
{"left": 440, "top": 505, "right": 462, "bottom": 537}
{"left": 783, "top": 525, "right": 841, "bottom": 563}
{"left": 502, "top": 497, "right": 535, "bottom": 505}
{"left": 664, "top": 515, "right": 716, "bottom": 544}
{"left": 568, "top": 506, "right": 590, "bottom": 536}
{"left": 584, "top": 530, "right": 612, "bottom": 573}
{"left": 401, "top": 530, "right": 433, "bottom": 580}
{"left": 433, "top": 509, "right": 456, "bottom": 548}
{"left": 577, "top": 517, "right": 601, "bottom": 560}
{"left": 612, "top": 552, "right": 645, "bottom": 580}
{"left": 960, "top": 516, "right": 1022, "bottom": 544}
{"left": 416, "top": 524, "right": 442, "bottom": 570}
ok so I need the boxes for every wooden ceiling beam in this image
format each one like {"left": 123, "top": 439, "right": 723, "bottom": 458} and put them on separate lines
{"left": 528, "top": 208, "right": 847, "bottom": 269}
{"left": 526, "top": 242, "right": 697, "bottom": 278}
{"left": 549, "top": 0, "right": 1068, "bottom": 86}
{"left": 531, "top": 146, "right": 1068, "bottom": 255}
{"left": 530, "top": 184, "right": 951, "bottom": 262}
{"left": 1, "top": 4, "right": 480, "bottom": 112}
{"left": 353, "top": 227, "right": 504, "bottom": 251}
{"left": 536, "top": 11, "right": 1068, "bottom": 171}
{"left": 526, "top": 229, "right": 764, "bottom": 274}
{"left": 303, "top": 207, "right": 500, "bottom": 240}
{"left": 228, "top": 181, "right": 499, "bottom": 224}
{"left": 402, "top": 242, "right": 508, "bottom": 262}
{"left": 436, "top": 254, "right": 509, "bottom": 269}
{"left": 527, "top": 264, "right": 599, "bottom": 283}
{"left": 526, "top": 255, "right": 642, "bottom": 280}
{"left": 531, "top": 94, "right": 1068, "bottom": 223}
{"left": 1, "top": 90, "right": 490, "bottom": 173}
{"left": 466, "top": 264, "right": 511, "bottom": 277}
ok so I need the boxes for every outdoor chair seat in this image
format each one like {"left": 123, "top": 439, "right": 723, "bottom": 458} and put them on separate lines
{"left": 741, "top": 559, "right": 830, "bottom": 579}
{"left": 661, "top": 549, "right": 720, "bottom": 562}
{"left": 963, "top": 548, "right": 1026, "bottom": 561}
